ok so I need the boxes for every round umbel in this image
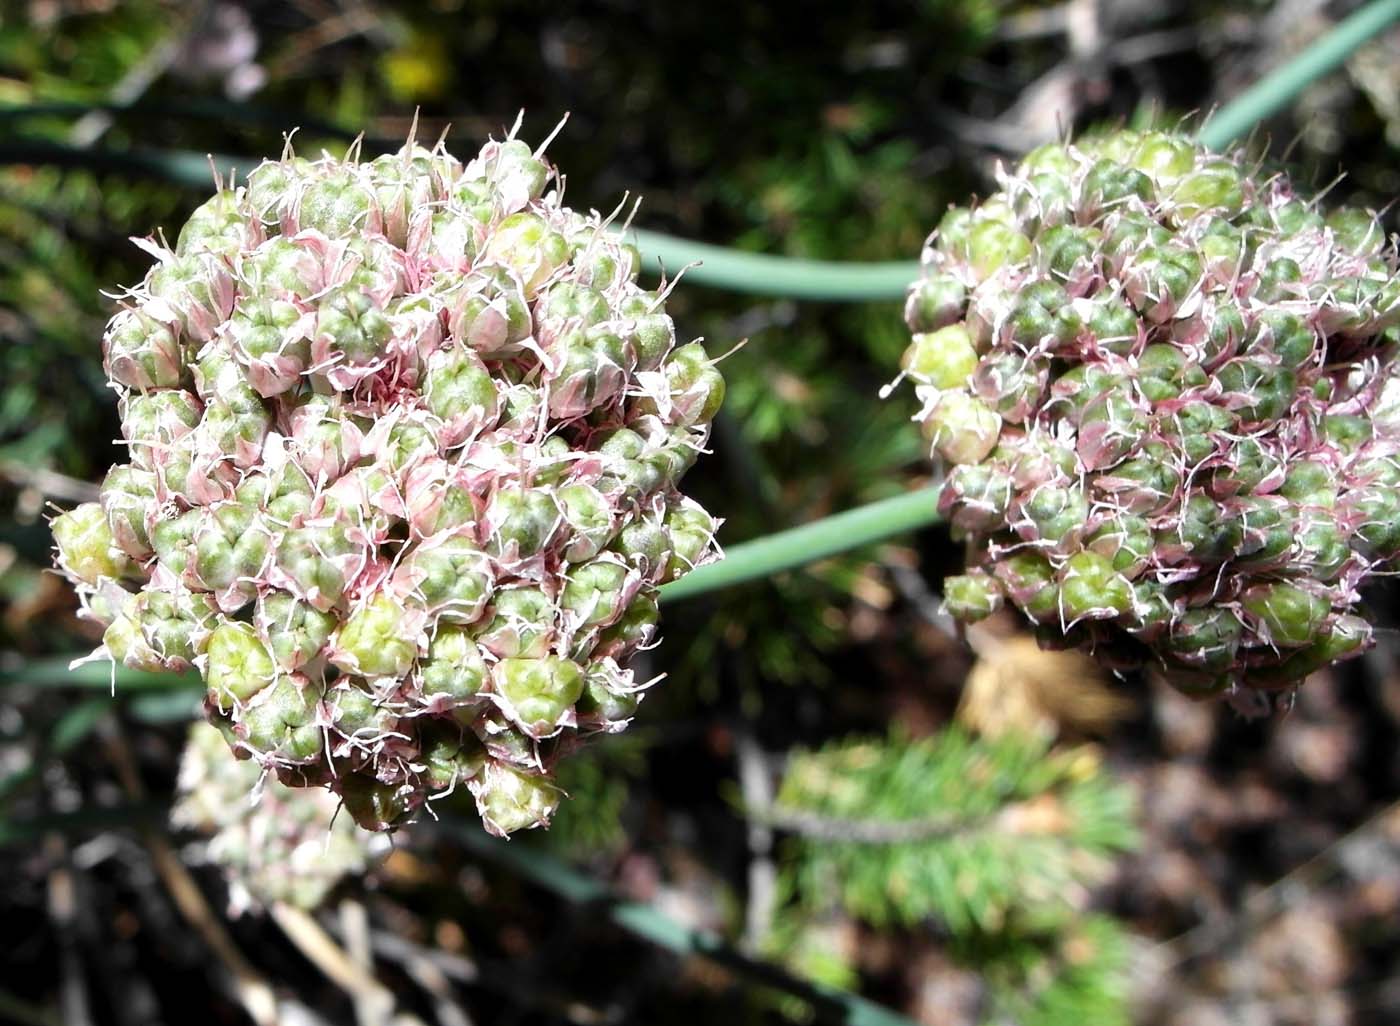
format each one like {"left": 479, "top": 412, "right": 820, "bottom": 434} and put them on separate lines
{"left": 53, "top": 128, "right": 724, "bottom": 834}
{"left": 896, "top": 129, "right": 1400, "bottom": 697}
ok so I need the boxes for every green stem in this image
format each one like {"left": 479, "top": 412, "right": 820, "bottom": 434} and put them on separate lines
{"left": 659, "top": 486, "right": 941, "bottom": 603}
{"left": 442, "top": 822, "right": 920, "bottom": 1026}
{"left": 1197, "top": 0, "right": 1400, "bottom": 150}
{"left": 630, "top": 228, "right": 917, "bottom": 300}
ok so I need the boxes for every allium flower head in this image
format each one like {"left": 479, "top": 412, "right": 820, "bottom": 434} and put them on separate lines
{"left": 896, "top": 129, "right": 1400, "bottom": 696}
{"left": 53, "top": 125, "right": 724, "bottom": 833}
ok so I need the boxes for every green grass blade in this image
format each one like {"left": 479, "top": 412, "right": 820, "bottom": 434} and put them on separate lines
{"left": 0, "top": 655, "right": 199, "bottom": 691}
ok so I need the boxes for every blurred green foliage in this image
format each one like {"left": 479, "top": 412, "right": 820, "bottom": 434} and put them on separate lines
{"left": 766, "top": 729, "right": 1137, "bottom": 1022}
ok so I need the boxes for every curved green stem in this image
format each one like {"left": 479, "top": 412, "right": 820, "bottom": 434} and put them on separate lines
{"left": 659, "top": 486, "right": 942, "bottom": 602}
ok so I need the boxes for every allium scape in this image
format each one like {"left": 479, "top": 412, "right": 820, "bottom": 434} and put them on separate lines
{"left": 52, "top": 124, "right": 725, "bottom": 834}
{"left": 897, "top": 129, "right": 1400, "bottom": 697}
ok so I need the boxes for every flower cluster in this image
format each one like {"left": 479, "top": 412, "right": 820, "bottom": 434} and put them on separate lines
{"left": 172, "top": 721, "right": 386, "bottom": 912}
{"left": 52, "top": 129, "right": 723, "bottom": 833}
{"left": 898, "top": 129, "right": 1400, "bottom": 694}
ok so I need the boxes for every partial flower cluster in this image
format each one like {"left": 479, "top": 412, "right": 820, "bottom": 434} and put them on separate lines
{"left": 52, "top": 128, "right": 724, "bottom": 833}
{"left": 898, "top": 129, "right": 1400, "bottom": 695}
{"left": 172, "top": 721, "right": 386, "bottom": 913}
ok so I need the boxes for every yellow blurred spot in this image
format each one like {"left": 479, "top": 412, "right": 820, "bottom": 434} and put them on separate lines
{"left": 380, "top": 34, "right": 453, "bottom": 102}
{"left": 957, "top": 632, "right": 1132, "bottom": 740}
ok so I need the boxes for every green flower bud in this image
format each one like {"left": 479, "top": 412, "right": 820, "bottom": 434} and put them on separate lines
{"left": 53, "top": 503, "right": 132, "bottom": 585}
{"left": 177, "top": 189, "right": 252, "bottom": 258}
{"left": 1081, "top": 158, "right": 1154, "bottom": 213}
{"left": 1035, "top": 224, "right": 1103, "bottom": 282}
{"left": 595, "top": 589, "right": 659, "bottom": 658}
{"left": 494, "top": 656, "right": 585, "bottom": 737}
{"left": 562, "top": 557, "right": 633, "bottom": 628}
{"left": 924, "top": 391, "right": 1001, "bottom": 465}
{"left": 1021, "top": 484, "right": 1089, "bottom": 545}
{"left": 645, "top": 342, "right": 725, "bottom": 427}
{"left": 395, "top": 534, "right": 494, "bottom": 623}
{"left": 1086, "top": 293, "right": 1140, "bottom": 356}
{"left": 1234, "top": 496, "right": 1296, "bottom": 564}
{"left": 486, "top": 139, "right": 550, "bottom": 206}
{"left": 961, "top": 219, "right": 1031, "bottom": 281}
{"left": 905, "top": 273, "right": 966, "bottom": 333}
{"left": 419, "top": 724, "right": 487, "bottom": 791}
{"left": 1253, "top": 257, "right": 1303, "bottom": 305}
{"left": 1170, "top": 159, "right": 1244, "bottom": 220}
{"left": 331, "top": 593, "right": 420, "bottom": 678}
{"left": 538, "top": 281, "right": 610, "bottom": 327}
{"left": 1280, "top": 461, "right": 1335, "bottom": 507}
{"left": 1216, "top": 360, "right": 1296, "bottom": 423}
{"left": 1137, "top": 344, "right": 1206, "bottom": 403}
{"left": 296, "top": 168, "right": 378, "bottom": 237}
{"left": 994, "top": 551, "right": 1059, "bottom": 623}
{"left": 241, "top": 675, "right": 324, "bottom": 763}
{"left": 104, "top": 609, "right": 165, "bottom": 672}
{"left": 576, "top": 664, "right": 642, "bottom": 726}
{"left": 485, "top": 485, "right": 560, "bottom": 562}
{"left": 1257, "top": 614, "right": 1372, "bottom": 685}
{"left": 557, "top": 482, "right": 615, "bottom": 562}
{"left": 130, "top": 588, "right": 217, "bottom": 668}
{"left": 206, "top": 621, "right": 278, "bottom": 709}
{"left": 475, "top": 585, "right": 556, "bottom": 659}
{"left": 940, "top": 463, "right": 1012, "bottom": 532}
{"left": 482, "top": 212, "right": 569, "bottom": 297}
{"left": 104, "top": 309, "right": 185, "bottom": 391}
{"left": 1170, "top": 494, "right": 1243, "bottom": 564}
{"left": 1058, "top": 551, "right": 1133, "bottom": 621}
{"left": 121, "top": 389, "right": 202, "bottom": 468}
{"left": 100, "top": 465, "right": 157, "bottom": 560}
{"left": 419, "top": 627, "right": 490, "bottom": 707}
{"left": 337, "top": 773, "right": 408, "bottom": 832}
{"left": 475, "top": 763, "right": 562, "bottom": 836}
{"left": 903, "top": 324, "right": 979, "bottom": 388}
{"left": 1130, "top": 131, "right": 1196, "bottom": 182}
{"left": 1005, "top": 279, "right": 1081, "bottom": 350}
{"left": 942, "top": 570, "right": 1003, "bottom": 622}
{"left": 662, "top": 502, "right": 716, "bottom": 582}
{"left": 275, "top": 523, "right": 359, "bottom": 611}
{"left": 1085, "top": 515, "right": 1152, "bottom": 575}
{"left": 1242, "top": 583, "right": 1331, "bottom": 648}
{"left": 316, "top": 288, "right": 393, "bottom": 369}
{"left": 1167, "top": 607, "right": 1243, "bottom": 672}
{"left": 257, "top": 590, "right": 338, "bottom": 670}
{"left": 1326, "top": 207, "right": 1385, "bottom": 256}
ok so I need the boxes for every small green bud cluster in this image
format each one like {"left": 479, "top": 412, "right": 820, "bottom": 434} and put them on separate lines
{"left": 171, "top": 721, "right": 387, "bottom": 913}
{"left": 53, "top": 129, "right": 723, "bottom": 834}
{"left": 897, "top": 129, "right": 1400, "bottom": 695}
